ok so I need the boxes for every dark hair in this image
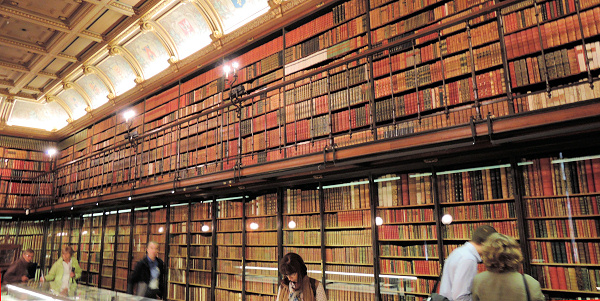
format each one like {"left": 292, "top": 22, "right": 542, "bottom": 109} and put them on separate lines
{"left": 471, "top": 225, "right": 497, "bottom": 245}
{"left": 279, "top": 253, "right": 307, "bottom": 286}
{"left": 23, "top": 248, "right": 34, "bottom": 255}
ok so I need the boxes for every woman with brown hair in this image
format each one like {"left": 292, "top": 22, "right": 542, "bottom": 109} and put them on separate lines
{"left": 471, "top": 233, "right": 544, "bottom": 301}
{"left": 276, "top": 252, "right": 327, "bottom": 301}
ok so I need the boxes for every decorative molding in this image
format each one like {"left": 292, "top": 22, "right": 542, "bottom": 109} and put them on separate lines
{"left": 220, "top": 10, "right": 278, "bottom": 44}
{"left": 193, "top": 0, "right": 223, "bottom": 39}
{"left": 107, "top": 45, "right": 145, "bottom": 81}
{"left": 145, "top": 20, "right": 180, "bottom": 62}
{"left": 80, "top": 65, "right": 116, "bottom": 99}
{"left": 63, "top": 81, "right": 93, "bottom": 108}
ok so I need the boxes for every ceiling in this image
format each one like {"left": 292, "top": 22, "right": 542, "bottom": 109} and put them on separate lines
{"left": 0, "top": 0, "right": 290, "bottom": 139}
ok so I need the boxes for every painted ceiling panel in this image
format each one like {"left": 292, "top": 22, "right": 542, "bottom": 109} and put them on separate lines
{"left": 76, "top": 74, "right": 110, "bottom": 109}
{"left": 27, "top": 77, "right": 52, "bottom": 90}
{"left": 0, "top": 68, "right": 20, "bottom": 82}
{"left": 62, "top": 37, "right": 93, "bottom": 57}
{"left": 58, "top": 89, "right": 88, "bottom": 120}
{"left": 97, "top": 55, "right": 137, "bottom": 96}
{"left": 9, "top": 99, "right": 69, "bottom": 130}
{"left": 213, "top": 0, "right": 269, "bottom": 33}
{"left": 0, "top": 17, "right": 54, "bottom": 45}
{"left": 158, "top": 3, "right": 212, "bottom": 59}
{"left": 43, "top": 58, "right": 69, "bottom": 75}
{"left": 0, "top": 47, "right": 32, "bottom": 65}
{"left": 124, "top": 31, "right": 171, "bottom": 79}
{"left": 87, "top": 10, "right": 124, "bottom": 34}
{"left": 18, "top": 0, "right": 79, "bottom": 19}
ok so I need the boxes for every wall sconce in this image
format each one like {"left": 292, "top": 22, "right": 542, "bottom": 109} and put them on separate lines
{"left": 123, "top": 109, "right": 138, "bottom": 143}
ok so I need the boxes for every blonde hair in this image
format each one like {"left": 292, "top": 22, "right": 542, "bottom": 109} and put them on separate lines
{"left": 482, "top": 233, "right": 522, "bottom": 273}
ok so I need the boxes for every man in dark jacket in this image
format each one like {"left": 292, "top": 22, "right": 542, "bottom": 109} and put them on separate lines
{"left": 128, "top": 241, "right": 165, "bottom": 299}
{"left": 3, "top": 249, "right": 34, "bottom": 284}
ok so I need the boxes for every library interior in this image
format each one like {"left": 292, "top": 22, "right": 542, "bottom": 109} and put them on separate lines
{"left": 0, "top": 0, "right": 600, "bottom": 300}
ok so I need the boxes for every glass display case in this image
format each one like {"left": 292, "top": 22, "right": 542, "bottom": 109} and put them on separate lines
{"left": 3, "top": 281, "right": 152, "bottom": 301}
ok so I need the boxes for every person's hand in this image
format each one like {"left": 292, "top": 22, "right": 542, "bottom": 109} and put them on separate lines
{"left": 70, "top": 272, "right": 75, "bottom": 278}
{"left": 40, "top": 276, "right": 45, "bottom": 282}
{"left": 21, "top": 275, "right": 29, "bottom": 282}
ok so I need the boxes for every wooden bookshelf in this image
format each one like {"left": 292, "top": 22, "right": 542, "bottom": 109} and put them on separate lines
{"left": 215, "top": 196, "right": 243, "bottom": 300}
{"left": 521, "top": 155, "right": 600, "bottom": 295}
{"left": 244, "top": 193, "right": 278, "bottom": 300}
{"left": 168, "top": 202, "right": 189, "bottom": 301}
{"left": 115, "top": 209, "right": 131, "bottom": 292}
{"left": 376, "top": 173, "right": 439, "bottom": 299}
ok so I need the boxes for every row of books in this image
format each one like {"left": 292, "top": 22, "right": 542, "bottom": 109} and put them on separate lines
{"left": 531, "top": 265, "right": 600, "bottom": 292}
{"left": 379, "top": 224, "right": 437, "bottom": 240}
{"left": 379, "top": 259, "right": 440, "bottom": 275}
{"left": 442, "top": 221, "right": 519, "bottom": 239}
{"left": 528, "top": 219, "right": 599, "bottom": 238}
{"left": 379, "top": 243, "right": 439, "bottom": 258}
{"left": 523, "top": 157, "right": 600, "bottom": 197}
{"left": 525, "top": 196, "right": 600, "bottom": 217}
{"left": 437, "top": 166, "right": 513, "bottom": 203}
{"left": 377, "top": 174, "right": 435, "bottom": 207}
{"left": 529, "top": 241, "right": 600, "bottom": 264}
{"left": 325, "top": 246, "right": 373, "bottom": 264}
{"left": 377, "top": 208, "right": 435, "bottom": 223}
{"left": 442, "top": 202, "right": 517, "bottom": 220}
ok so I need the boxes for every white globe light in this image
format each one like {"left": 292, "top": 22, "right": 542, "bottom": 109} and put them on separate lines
{"left": 249, "top": 222, "right": 259, "bottom": 230}
{"left": 201, "top": 225, "right": 210, "bottom": 232}
{"left": 288, "top": 220, "right": 297, "bottom": 229}
{"left": 158, "top": 227, "right": 164, "bottom": 233}
{"left": 442, "top": 214, "right": 453, "bottom": 225}
{"left": 375, "top": 217, "right": 383, "bottom": 226}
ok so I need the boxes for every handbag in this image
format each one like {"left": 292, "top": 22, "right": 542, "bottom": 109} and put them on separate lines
{"left": 427, "top": 276, "right": 449, "bottom": 301}
{"left": 522, "top": 273, "right": 530, "bottom": 301}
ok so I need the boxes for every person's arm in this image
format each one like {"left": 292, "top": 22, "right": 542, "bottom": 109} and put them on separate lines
{"left": 451, "top": 259, "right": 478, "bottom": 301}
{"left": 72, "top": 259, "right": 82, "bottom": 280}
{"left": 127, "top": 261, "right": 141, "bottom": 294}
{"left": 526, "top": 275, "right": 546, "bottom": 301}
{"left": 158, "top": 259, "right": 166, "bottom": 299}
{"left": 275, "top": 285, "right": 282, "bottom": 301}
{"left": 3, "top": 261, "right": 23, "bottom": 283}
{"left": 45, "top": 262, "right": 58, "bottom": 281}
{"left": 315, "top": 282, "right": 327, "bottom": 301}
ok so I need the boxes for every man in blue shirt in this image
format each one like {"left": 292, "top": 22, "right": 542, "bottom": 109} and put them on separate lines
{"left": 128, "top": 241, "right": 165, "bottom": 299}
{"left": 439, "top": 225, "right": 497, "bottom": 301}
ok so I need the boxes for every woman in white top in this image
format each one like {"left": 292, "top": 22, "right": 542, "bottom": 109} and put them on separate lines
{"left": 44, "top": 245, "right": 82, "bottom": 294}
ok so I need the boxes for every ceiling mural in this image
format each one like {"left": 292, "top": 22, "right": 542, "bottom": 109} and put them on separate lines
{"left": 213, "top": 0, "right": 270, "bottom": 33}
{"left": 75, "top": 74, "right": 110, "bottom": 109}
{"left": 125, "top": 31, "right": 172, "bottom": 79}
{"left": 8, "top": 100, "right": 69, "bottom": 131}
{"left": 0, "top": 0, "right": 294, "bottom": 134}
{"left": 157, "top": 3, "right": 213, "bottom": 60}
{"left": 97, "top": 55, "right": 138, "bottom": 97}
{"left": 57, "top": 89, "right": 89, "bottom": 120}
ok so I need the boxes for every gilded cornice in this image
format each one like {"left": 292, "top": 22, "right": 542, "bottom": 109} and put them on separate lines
{"left": 281, "top": 0, "right": 313, "bottom": 13}
{"left": 56, "top": 53, "right": 79, "bottom": 63}
{"left": 220, "top": 9, "right": 278, "bottom": 44}
{"left": 63, "top": 81, "right": 93, "bottom": 109}
{"left": 143, "top": 20, "right": 179, "bottom": 63}
{"left": 0, "top": 61, "right": 28, "bottom": 73}
{"left": 194, "top": 0, "right": 224, "bottom": 39}
{"left": 81, "top": 65, "right": 116, "bottom": 99}
{"left": 0, "top": 4, "right": 69, "bottom": 31}
{"left": 109, "top": 1, "right": 136, "bottom": 16}
{"left": 0, "top": 36, "right": 47, "bottom": 55}
{"left": 38, "top": 71, "right": 59, "bottom": 80}
{"left": 108, "top": 45, "right": 144, "bottom": 83}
